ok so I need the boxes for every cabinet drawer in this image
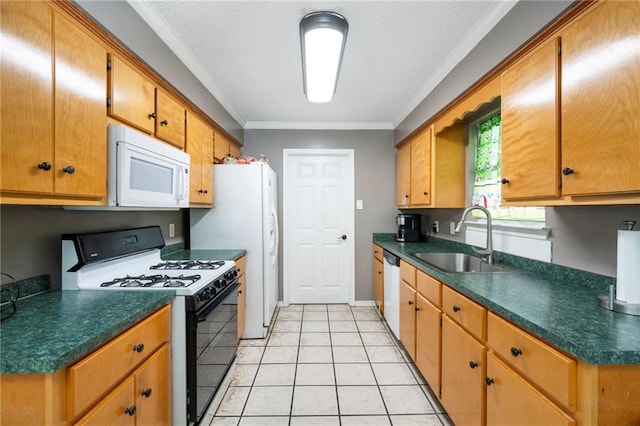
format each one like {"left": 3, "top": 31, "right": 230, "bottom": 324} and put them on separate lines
{"left": 442, "top": 286, "right": 486, "bottom": 341}
{"left": 400, "top": 260, "right": 416, "bottom": 287}
{"left": 67, "top": 305, "right": 171, "bottom": 420}
{"left": 416, "top": 270, "right": 441, "bottom": 307}
{"left": 487, "top": 312, "right": 576, "bottom": 412}
{"left": 235, "top": 256, "right": 246, "bottom": 277}
{"left": 372, "top": 244, "right": 383, "bottom": 262}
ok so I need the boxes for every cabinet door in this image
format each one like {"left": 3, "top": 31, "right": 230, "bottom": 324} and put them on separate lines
{"left": 74, "top": 376, "right": 136, "bottom": 426}
{"left": 108, "top": 55, "right": 155, "bottom": 134}
{"left": 54, "top": 13, "right": 107, "bottom": 198}
{"left": 410, "top": 128, "right": 432, "bottom": 205}
{"left": 229, "top": 141, "right": 241, "bottom": 159}
{"left": 486, "top": 352, "right": 575, "bottom": 426}
{"left": 237, "top": 272, "right": 246, "bottom": 340}
{"left": 399, "top": 280, "right": 417, "bottom": 360}
{"left": 441, "top": 315, "right": 486, "bottom": 426}
{"left": 186, "top": 112, "right": 213, "bottom": 205}
{"left": 155, "top": 88, "right": 185, "bottom": 149}
{"left": 415, "top": 292, "right": 441, "bottom": 398}
{"left": 396, "top": 142, "right": 411, "bottom": 207}
{"left": 501, "top": 37, "right": 560, "bottom": 201}
{"left": 373, "top": 257, "right": 384, "bottom": 313}
{"left": 135, "top": 344, "right": 171, "bottom": 426}
{"left": 214, "top": 131, "right": 229, "bottom": 162}
{"left": 561, "top": 1, "right": 640, "bottom": 196}
{"left": 0, "top": 1, "right": 54, "bottom": 195}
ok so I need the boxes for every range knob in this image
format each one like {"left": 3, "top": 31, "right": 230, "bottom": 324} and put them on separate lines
{"left": 213, "top": 279, "right": 225, "bottom": 289}
{"left": 224, "top": 270, "right": 238, "bottom": 281}
{"left": 200, "top": 288, "right": 212, "bottom": 300}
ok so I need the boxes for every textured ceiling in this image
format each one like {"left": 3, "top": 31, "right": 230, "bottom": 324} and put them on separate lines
{"left": 129, "top": 1, "right": 517, "bottom": 130}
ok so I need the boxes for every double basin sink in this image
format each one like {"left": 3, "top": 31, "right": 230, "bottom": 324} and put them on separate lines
{"left": 411, "top": 252, "right": 509, "bottom": 273}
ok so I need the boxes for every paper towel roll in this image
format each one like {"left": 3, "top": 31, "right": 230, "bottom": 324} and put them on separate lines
{"left": 616, "top": 230, "right": 640, "bottom": 304}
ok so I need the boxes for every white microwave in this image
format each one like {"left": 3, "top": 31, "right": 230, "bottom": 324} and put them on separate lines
{"left": 107, "top": 124, "right": 190, "bottom": 208}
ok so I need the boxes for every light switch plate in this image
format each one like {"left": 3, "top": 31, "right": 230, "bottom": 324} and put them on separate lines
{"left": 450, "top": 222, "right": 456, "bottom": 235}
{"left": 169, "top": 223, "right": 175, "bottom": 238}
{"left": 356, "top": 200, "right": 363, "bottom": 210}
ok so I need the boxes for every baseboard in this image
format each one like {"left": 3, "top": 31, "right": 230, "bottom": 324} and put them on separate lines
{"left": 276, "top": 300, "right": 377, "bottom": 307}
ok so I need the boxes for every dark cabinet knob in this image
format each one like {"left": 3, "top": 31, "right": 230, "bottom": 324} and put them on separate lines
{"left": 501, "top": 178, "right": 510, "bottom": 184}
{"left": 485, "top": 377, "right": 495, "bottom": 386}
{"left": 562, "top": 167, "right": 574, "bottom": 175}
{"left": 141, "top": 388, "right": 152, "bottom": 398}
{"left": 124, "top": 406, "right": 137, "bottom": 416}
{"left": 510, "top": 347, "right": 523, "bottom": 357}
{"left": 37, "top": 162, "right": 52, "bottom": 171}
{"left": 452, "top": 305, "right": 461, "bottom": 312}
{"left": 404, "top": 194, "right": 409, "bottom": 198}
{"left": 423, "top": 191, "right": 428, "bottom": 195}
{"left": 198, "top": 189, "right": 203, "bottom": 194}
{"left": 62, "top": 166, "right": 75, "bottom": 174}
{"left": 203, "top": 189, "right": 208, "bottom": 194}
{"left": 237, "top": 290, "right": 242, "bottom": 294}
{"left": 415, "top": 306, "right": 421, "bottom": 311}
{"left": 469, "top": 361, "right": 478, "bottom": 369}
{"left": 161, "top": 119, "right": 169, "bottom": 126}
{"left": 148, "top": 112, "right": 157, "bottom": 119}
{"left": 408, "top": 300, "right": 414, "bottom": 305}
{"left": 133, "top": 343, "right": 145, "bottom": 353}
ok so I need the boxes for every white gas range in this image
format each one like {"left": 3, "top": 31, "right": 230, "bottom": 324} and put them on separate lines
{"left": 62, "top": 226, "right": 238, "bottom": 425}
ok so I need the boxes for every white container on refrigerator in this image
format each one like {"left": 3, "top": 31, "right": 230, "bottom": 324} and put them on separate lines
{"left": 190, "top": 163, "right": 279, "bottom": 339}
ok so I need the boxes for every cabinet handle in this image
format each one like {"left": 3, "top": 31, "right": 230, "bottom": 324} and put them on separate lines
{"left": 62, "top": 166, "right": 75, "bottom": 174}
{"left": 378, "top": 271, "right": 382, "bottom": 275}
{"left": 37, "top": 162, "right": 52, "bottom": 171}
{"left": 415, "top": 306, "right": 420, "bottom": 311}
{"left": 141, "top": 388, "right": 153, "bottom": 398}
{"left": 133, "top": 343, "right": 145, "bottom": 353}
{"left": 485, "top": 377, "right": 495, "bottom": 386}
{"left": 161, "top": 119, "right": 169, "bottom": 126}
{"left": 562, "top": 167, "right": 574, "bottom": 176}
{"left": 238, "top": 290, "right": 242, "bottom": 294}
{"left": 469, "top": 361, "right": 478, "bottom": 369}
{"left": 423, "top": 191, "right": 428, "bottom": 195}
{"left": 501, "top": 178, "right": 510, "bottom": 184}
{"left": 408, "top": 300, "right": 414, "bottom": 305}
{"left": 452, "top": 305, "right": 461, "bottom": 312}
{"left": 148, "top": 112, "right": 157, "bottom": 119}
{"left": 124, "top": 406, "right": 137, "bottom": 416}
{"left": 510, "top": 347, "right": 523, "bottom": 357}
{"left": 203, "top": 189, "right": 208, "bottom": 194}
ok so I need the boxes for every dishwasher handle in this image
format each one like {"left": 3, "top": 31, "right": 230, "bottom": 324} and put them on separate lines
{"left": 383, "top": 250, "right": 400, "bottom": 267}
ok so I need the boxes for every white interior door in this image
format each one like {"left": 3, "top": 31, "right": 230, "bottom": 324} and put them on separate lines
{"left": 283, "top": 149, "right": 354, "bottom": 305}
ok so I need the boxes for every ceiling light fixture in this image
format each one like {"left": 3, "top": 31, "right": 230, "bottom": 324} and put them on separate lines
{"left": 300, "top": 11, "right": 348, "bottom": 103}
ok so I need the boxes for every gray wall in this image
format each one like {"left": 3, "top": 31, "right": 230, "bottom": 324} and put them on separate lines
{"left": 243, "top": 129, "right": 397, "bottom": 301}
{"left": 0, "top": 206, "right": 184, "bottom": 289}
{"left": 395, "top": 0, "right": 573, "bottom": 143}
{"left": 76, "top": 0, "right": 243, "bottom": 142}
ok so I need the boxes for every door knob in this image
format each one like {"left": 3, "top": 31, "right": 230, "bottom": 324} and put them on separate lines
{"left": 338, "top": 235, "right": 347, "bottom": 240}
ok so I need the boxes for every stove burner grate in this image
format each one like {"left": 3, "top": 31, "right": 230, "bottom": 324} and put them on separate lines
{"left": 150, "top": 260, "right": 225, "bottom": 270}
{"left": 100, "top": 274, "right": 202, "bottom": 288}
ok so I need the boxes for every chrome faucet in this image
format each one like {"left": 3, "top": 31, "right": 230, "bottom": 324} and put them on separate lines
{"left": 454, "top": 205, "right": 494, "bottom": 264}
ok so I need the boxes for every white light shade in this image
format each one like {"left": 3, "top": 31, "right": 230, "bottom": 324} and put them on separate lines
{"left": 300, "top": 12, "right": 348, "bottom": 103}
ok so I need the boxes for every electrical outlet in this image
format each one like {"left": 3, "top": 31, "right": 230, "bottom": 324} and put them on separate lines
{"left": 169, "top": 223, "right": 175, "bottom": 238}
{"left": 432, "top": 221, "right": 439, "bottom": 233}
{"left": 450, "top": 222, "right": 457, "bottom": 235}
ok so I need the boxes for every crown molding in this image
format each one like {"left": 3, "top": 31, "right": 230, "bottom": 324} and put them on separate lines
{"left": 244, "top": 121, "right": 394, "bottom": 130}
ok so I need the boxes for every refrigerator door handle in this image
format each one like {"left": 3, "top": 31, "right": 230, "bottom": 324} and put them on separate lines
{"left": 270, "top": 205, "right": 279, "bottom": 266}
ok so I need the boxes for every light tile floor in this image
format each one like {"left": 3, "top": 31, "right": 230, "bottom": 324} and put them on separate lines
{"left": 202, "top": 304, "right": 453, "bottom": 426}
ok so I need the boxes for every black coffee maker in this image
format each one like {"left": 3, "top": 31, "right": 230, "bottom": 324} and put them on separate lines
{"left": 396, "top": 214, "right": 422, "bottom": 242}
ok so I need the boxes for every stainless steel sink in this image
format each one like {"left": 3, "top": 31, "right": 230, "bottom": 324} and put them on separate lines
{"left": 411, "top": 252, "right": 505, "bottom": 273}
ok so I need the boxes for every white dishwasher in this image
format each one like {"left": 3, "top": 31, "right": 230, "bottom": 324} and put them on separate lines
{"left": 383, "top": 250, "right": 401, "bottom": 339}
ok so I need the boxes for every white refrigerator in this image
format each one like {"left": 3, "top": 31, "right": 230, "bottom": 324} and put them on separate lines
{"left": 190, "top": 163, "right": 279, "bottom": 339}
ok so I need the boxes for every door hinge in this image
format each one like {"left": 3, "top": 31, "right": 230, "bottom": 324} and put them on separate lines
{"left": 106, "top": 96, "right": 112, "bottom": 108}
{"left": 106, "top": 58, "right": 112, "bottom": 71}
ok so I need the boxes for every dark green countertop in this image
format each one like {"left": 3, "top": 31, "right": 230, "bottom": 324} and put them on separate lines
{"left": 374, "top": 237, "right": 640, "bottom": 365}
{"left": 162, "top": 249, "right": 246, "bottom": 261}
{"left": 0, "top": 290, "right": 173, "bottom": 374}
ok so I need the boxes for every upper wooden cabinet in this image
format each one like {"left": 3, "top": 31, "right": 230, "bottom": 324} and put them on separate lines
{"left": 396, "top": 141, "right": 411, "bottom": 207}
{"left": 501, "top": 0, "right": 640, "bottom": 204}
{"left": 186, "top": 111, "right": 214, "bottom": 206}
{"left": 214, "top": 130, "right": 241, "bottom": 162}
{"left": 108, "top": 55, "right": 186, "bottom": 149}
{"left": 501, "top": 37, "right": 561, "bottom": 201}
{"left": 560, "top": 0, "right": 640, "bottom": 197}
{"left": 0, "top": 2, "right": 107, "bottom": 202}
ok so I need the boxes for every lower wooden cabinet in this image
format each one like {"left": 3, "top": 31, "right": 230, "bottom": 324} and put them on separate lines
{"left": 373, "top": 244, "right": 384, "bottom": 313}
{"left": 236, "top": 256, "right": 246, "bottom": 340}
{"left": 399, "top": 280, "right": 417, "bottom": 360}
{"left": 415, "top": 292, "right": 441, "bottom": 397}
{"left": 441, "top": 315, "right": 486, "bottom": 426}
{"left": 486, "top": 352, "right": 575, "bottom": 426}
